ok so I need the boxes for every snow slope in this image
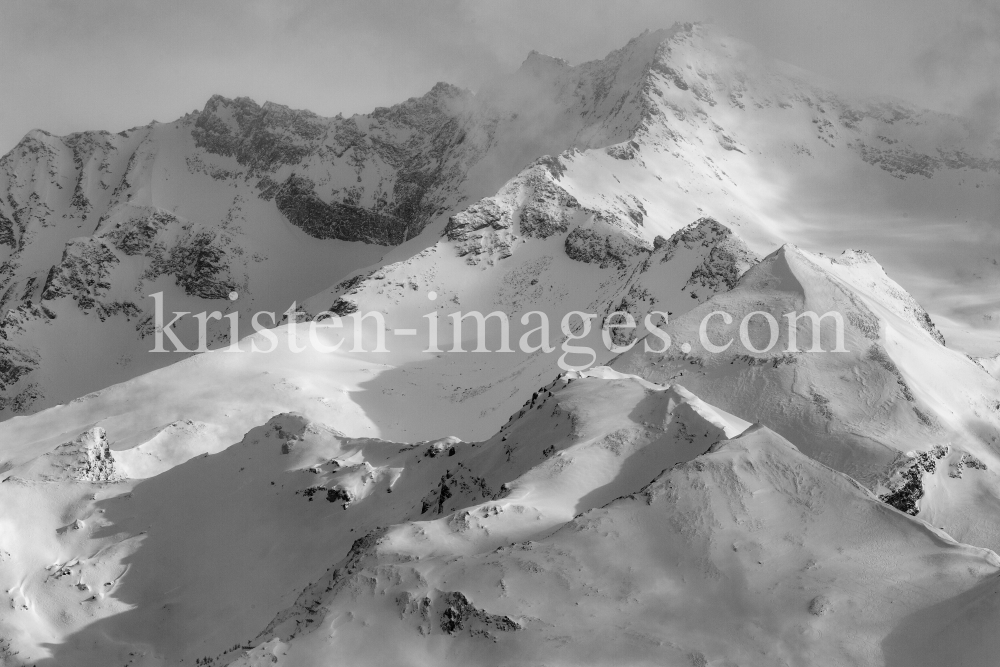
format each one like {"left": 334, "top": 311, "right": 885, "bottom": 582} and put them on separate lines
{"left": 0, "top": 370, "right": 744, "bottom": 665}
{"left": 612, "top": 243, "right": 1000, "bottom": 551}
{"left": 230, "top": 379, "right": 1000, "bottom": 667}
{"left": 3, "top": 368, "right": 998, "bottom": 665}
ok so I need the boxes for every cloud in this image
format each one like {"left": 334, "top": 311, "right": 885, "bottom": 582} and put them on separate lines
{"left": 912, "top": 0, "right": 1000, "bottom": 142}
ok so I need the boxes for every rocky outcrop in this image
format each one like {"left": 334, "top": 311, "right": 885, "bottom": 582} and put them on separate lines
{"left": 859, "top": 144, "right": 940, "bottom": 179}
{"left": 71, "top": 427, "right": 123, "bottom": 482}
{"left": 879, "top": 446, "right": 949, "bottom": 515}
{"left": 859, "top": 144, "right": 1000, "bottom": 181}
{"left": 419, "top": 466, "right": 494, "bottom": 516}
{"left": 0, "top": 339, "right": 40, "bottom": 413}
{"left": 192, "top": 96, "right": 323, "bottom": 173}
{"left": 564, "top": 223, "right": 647, "bottom": 270}
{"left": 143, "top": 230, "right": 237, "bottom": 300}
{"left": 17, "top": 427, "right": 126, "bottom": 483}
{"left": 38, "top": 211, "right": 238, "bottom": 307}
{"left": 437, "top": 591, "right": 521, "bottom": 636}
{"left": 662, "top": 217, "right": 757, "bottom": 293}
{"left": 517, "top": 170, "right": 581, "bottom": 239}
{"left": 40, "top": 239, "right": 119, "bottom": 309}
{"left": 445, "top": 197, "right": 515, "bottom": 260}
{"left": 0, "top": 340, "right": 38, "bottom": 390}
{"left": 198, "top": 84, "right": 479, "bottom": 244}
{"left": 272, "top": 174, "right": 411, "bottom": 245}
{"left": 595, "top": 217, "right": 757, "bottom": 342}
{"left": 0, "top": 210, "right": 15, "bottom": 247}
{"left": 104, "top": 209, "right": 178, "bottom": 256}
{"left": 445, "top": 157, "right": 647, "bottom": 268}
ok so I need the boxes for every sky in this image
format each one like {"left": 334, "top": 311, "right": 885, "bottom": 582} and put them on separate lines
{"left": 1, "top": 0, "right": 998, "bottom": 154}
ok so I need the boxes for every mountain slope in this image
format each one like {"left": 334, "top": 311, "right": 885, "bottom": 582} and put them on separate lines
{"left": 230, "top": 382, "right": 1000, "bottom": 667}
{"left": 611, "top": 243, "right": 1000, "bottom": 551}
{"left": 0, "top": 368, "right": 746, "bottom": 665}
{"left": 1, "top": 21, "right": 998, "bottom": 417}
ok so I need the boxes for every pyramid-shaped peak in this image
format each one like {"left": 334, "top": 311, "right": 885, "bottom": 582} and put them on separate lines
{"left": 742, "top": 243, "right": 948, "bottom": 346}
{"left": 730, "top": 242, "right": 811, "bottom": 296}
{"left": 760, "top": 243, "right": 824, "bottom": 271}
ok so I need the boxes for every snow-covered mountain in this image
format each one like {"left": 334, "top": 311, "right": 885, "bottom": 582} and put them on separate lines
{"left": 1, "top": 22, "right": 997, "bottom": 417}
{"left": 612, "top": 243, "right": 1000, "bottom": 552}
{"left": 0, "top": 21, "right": 998, "bottom": 667}
{"left": 4, "top": 368, "right": 1000, "bottom": 665}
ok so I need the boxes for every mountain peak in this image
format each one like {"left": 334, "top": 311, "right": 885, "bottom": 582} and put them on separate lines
{"left": 514, "top": 22, "right": 700, "bottom": 79}
{"left": 201, "top": 93, "right": 260, "bottom": 113}
{"left": 519, "top": 50, "right": 570, "bottom": 74}
{"left": 707, "top": 422, "right": 795, "bottom": 455}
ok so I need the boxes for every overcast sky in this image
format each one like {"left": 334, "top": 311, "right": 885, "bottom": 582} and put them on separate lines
{"left": 2, "top": 0, "right": 998, "bottom": 154}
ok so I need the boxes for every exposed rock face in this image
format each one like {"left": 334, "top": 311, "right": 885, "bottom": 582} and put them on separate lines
{"left": 879, "top": 446, "right": 949, "bottom": 515}
{"left": 199, "top": 84, "right": 480, "bottom": 244}
{"left": 0, "top": 80, "right": 502, "bottom": 415}
{"left": 0, "top": 210, "right": 16, "bottom": 247}
{"left": 40, "top": 239, "right": 119, "bottom": 309}
{"left": 6, "top": 51, "right": 696, "bottom": 415}
{"left": 271, "top": 174, "right": 412, "bottom": 245}
{"left": 72, "top": 427, "right": 123, "bottom": 482}
{"left": 662, "top": 217, "right": 757, "bottom": 293}
{"left": 445, "top": 196, "right": 515, "bottom": 260}
{"left": 860, "top": 143, "right": 1000, "bottom": 180}
{"left": 38, "top": 209, "right": 238, "bottom": 307}
{"left": 192, "top": 96, "right": 324, "bottom": 173}
{"left": 143, "top": 229, "right": 237, "bottom": 300}
{"left": 13, "top": 426, "right": 125, "bottom": 483}
{"left": 518, "top": 173, "right": 581, "bottom": 239}
{"left": 602, "top": 217, "right": 757, "bottom": 334}
{"left": 563, "top": 223, "right": 646, "bottom": 270}
{"left": 949, "top": 452, "right": 988, "bottom": 478}
{"left": 437, "top": 591, "right": 521, "bottom": 636}
{"left": 445, "top": 157, "right": 648, "bottom": 268}
{"left": 0, "top": 341, "right": 39, "bottom": 412}
{"left": 809, "top": 595, "right": 833, "bottom": 616}
{"left": 104, "top": 209, "right": 177, "bottom": 256}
